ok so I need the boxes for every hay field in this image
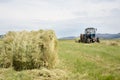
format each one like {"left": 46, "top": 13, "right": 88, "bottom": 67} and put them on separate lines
{"left": 58, "top": 39, "right": 120, "bottom": 80}
{"left": 0, "top": 38, "right": 120, "bottom": 80}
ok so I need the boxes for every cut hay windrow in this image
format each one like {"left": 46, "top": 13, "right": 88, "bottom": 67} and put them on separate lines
{"left": 0, "top": 30, "right": 58, "bottom": 70}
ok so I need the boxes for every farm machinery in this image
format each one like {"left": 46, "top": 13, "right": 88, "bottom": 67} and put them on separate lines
{"left": 78, "top": 27, "right": 100, "bottom": 43}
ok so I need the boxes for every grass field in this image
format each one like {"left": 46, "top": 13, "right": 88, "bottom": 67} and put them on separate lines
{"left": 0, "top": 39, "right": 120, "bottom": 80}
{"left": 58, "top": 40, "right": 120, "bottom": 80}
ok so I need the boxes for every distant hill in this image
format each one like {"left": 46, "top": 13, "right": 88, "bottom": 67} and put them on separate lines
{"left": 97, "top": 33, "right": 120, "bottom": 39}
{"left": 59, "top": 33, "right": 120, "bottom": 40}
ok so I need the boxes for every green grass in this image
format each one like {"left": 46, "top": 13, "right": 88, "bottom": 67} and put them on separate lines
{"left": 58, "top": 40, "right": 120, "bottom": 80}
{"left": 0, "top": 39, "right": 120, "bottom": 80}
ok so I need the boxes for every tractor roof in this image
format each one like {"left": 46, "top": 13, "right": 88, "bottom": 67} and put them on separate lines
{"left": 85, "top": 27, "right": 95, "bottom": 30}
{"left": 85, "top": 27, "right": 97, "bottom": 34}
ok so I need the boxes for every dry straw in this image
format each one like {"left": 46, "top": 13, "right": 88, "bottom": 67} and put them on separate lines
{"left": 101, "top": 40, "right": 120, "bottom": 46}
{"left": 0, "top": 30, "right": 58, "bottom": 70}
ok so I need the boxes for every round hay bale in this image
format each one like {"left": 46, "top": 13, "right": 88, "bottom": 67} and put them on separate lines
{"left": 0, "top": 30, "right": 58, "bottom": 70}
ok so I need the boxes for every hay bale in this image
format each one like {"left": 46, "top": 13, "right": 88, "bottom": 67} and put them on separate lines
{"left": 0, "top": 30, "right": 58, "bottom": 70}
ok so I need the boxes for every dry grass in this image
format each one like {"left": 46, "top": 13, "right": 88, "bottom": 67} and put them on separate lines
{"left": 0, "top": 68, "right": 68, "bottom": 80}
{"left": 101, "top": 40, "right": 120, "bottom": 46}
{"left": 0, "top": 30, "right": 58, "bottom": 70}
{"left": 27, "top": 68, "right": 68, "bottom": 80}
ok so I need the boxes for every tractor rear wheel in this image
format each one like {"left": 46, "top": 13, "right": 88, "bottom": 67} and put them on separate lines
{"left": 96, "top": 37, "right": 100, "bottom": 43}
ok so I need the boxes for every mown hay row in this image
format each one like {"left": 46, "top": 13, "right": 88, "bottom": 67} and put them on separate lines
{"left": 0, "top": 68, "right": 68, "bottom": 80}
{"left": 0, "top": 30, "right": 58, "bottom": 70}
{"left": 101, "top": 40, "right": 120, "bottom": 46}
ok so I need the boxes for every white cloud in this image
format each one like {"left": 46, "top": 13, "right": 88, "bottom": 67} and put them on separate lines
{"left": 0, "top": 0, "right": 120, "bottom": 37}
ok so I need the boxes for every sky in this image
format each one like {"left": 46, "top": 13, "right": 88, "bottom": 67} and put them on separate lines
{"left": 0, "top": 0, "right": 120, "bottom": 38}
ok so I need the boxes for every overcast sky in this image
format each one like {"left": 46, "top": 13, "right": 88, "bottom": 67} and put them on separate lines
{"left": 0, "top": 0, "right": 120, "bottom": 37}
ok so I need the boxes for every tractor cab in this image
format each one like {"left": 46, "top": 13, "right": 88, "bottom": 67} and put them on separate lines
{"left": 85, "top": 28, "right": 97, "bottom": 39}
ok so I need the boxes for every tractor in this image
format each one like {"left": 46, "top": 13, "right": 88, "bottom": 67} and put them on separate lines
{"left": 79, "top": 27, "right": 100, "bottom": 43}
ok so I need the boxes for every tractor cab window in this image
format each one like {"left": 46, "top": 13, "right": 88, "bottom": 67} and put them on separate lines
{"left": 91, "top": 29, "right": 96, "bottom": 34}
{"left": 85, "top": 28, "right": 96, "bottom": 34}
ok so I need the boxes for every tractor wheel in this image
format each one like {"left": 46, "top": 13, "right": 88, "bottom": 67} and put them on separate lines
{"left": 96, "top": 37, "right": 100, "bottom": 43}
{"left": 78, "top": 39, "right": 81, "bottom": 43}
